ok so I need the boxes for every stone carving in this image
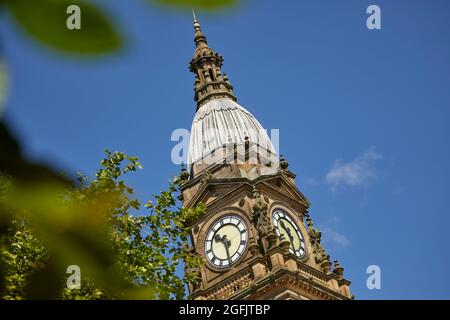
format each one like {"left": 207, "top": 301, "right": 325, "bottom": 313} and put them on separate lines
{"left": 306, "top": 216, "right": 322, "bottom": 242}
{"left": 306, "top": 216, "right": 330, "bottom": 273}
{"left": 279, "top": 233, "right": 291, "bottom": 253}
{"left": 251, "top": 186, "right": 279, "bottom": 250}
{"left": 182, "top": 242, "right": 202, "bottom": 291}
{"left": 321, "top": 255, "right": 332, "bottom": 274}
{"left": 333, "top": 260, "right": 344, "bottom": 278}
{"left": 251, "top": 186, "right": 271, "bottom": 237}
{"left": 180, "top": 163, "right": 190, "bottom": 181}
{"left": 248, "top": 237, "right": 260, "bottom": 256}
{"left": 185, "top": 263, "right": 201, "bottom": 291}
{"left": 200, "top": 170, "right": 212, "bottom": 186}
{"left": 279, "top": 154, "right": 289, "bottom": 171}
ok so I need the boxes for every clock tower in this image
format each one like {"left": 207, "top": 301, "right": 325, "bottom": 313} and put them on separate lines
{"left": 180, "top": 14, "right": 353, "bottom": 300}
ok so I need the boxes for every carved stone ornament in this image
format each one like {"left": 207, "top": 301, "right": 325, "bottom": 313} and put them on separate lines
{"left": 265, "top": 231, "right": 278, "bottom": 248}
{"left": 279, "top": 234, "right": 291, "bottom": 253}
{"left": 180, "top": 163, "right": 190, "bottom": 181}
{"left": 185, "top": 261, "right": 202, "bottom": 291}
{"left": 200, "top": 170, "right": 212, "bottom": 186}
{"left": 248, "top": 237, "right": 260, "bottom": 256}
{"left": 251, "top": 186, "right": 272, "bottom": 238}
{"left": 279, "top": 154, "right": 289, "bottom": 171}
{"left": 181, "top": 242, "right": 201, "bottom": 290}
{"left": 321, "top": 254, "right": 332, "bottom": 274}
{"left": 333, "top": 260, "right": 344, "bottom": 277}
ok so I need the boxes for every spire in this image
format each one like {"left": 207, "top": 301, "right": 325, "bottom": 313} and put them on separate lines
{"left": 189, "top": 14, "right": 237, "bottom": 110}
{"left": 192, "top": 10, "right": 207, "bottom": 46}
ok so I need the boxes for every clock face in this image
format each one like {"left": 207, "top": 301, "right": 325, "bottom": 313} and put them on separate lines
{"left": 272, "top": 209, "right": 306, "bottom": 258}
{"left": 204, "top": 215, "right": 248, "bottom": 269}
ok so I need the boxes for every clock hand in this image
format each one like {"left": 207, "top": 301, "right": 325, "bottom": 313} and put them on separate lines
{"left": 214, "top": 234, "right": 232, "bottom": 263}
{"left": 279, "top": 220, "right": 294, "bottom": 248}
{"left": 214, "top": 234, "right": 223, "bottom": 243}
{"left": 224, "top": 237, "right": 231, "bottom": 264}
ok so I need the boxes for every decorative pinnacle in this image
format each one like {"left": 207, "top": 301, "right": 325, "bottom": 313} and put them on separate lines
{"left": 192, "top": 10, "right": 206, "bottom": 46}
{"left": 180, "top": 163, "right": 190, "bottom": 181}
{"left": 188, "top": 11, "right": 236, "bottom": 108}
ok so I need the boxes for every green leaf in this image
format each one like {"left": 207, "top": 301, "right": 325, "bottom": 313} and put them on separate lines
{"left": 0, "top": 120, "right": 70, "bottom": 185}
{"left": 6, "top": 0, "right": 122, "bottom": 56}
{"left": 1, "top": 149, "right": 205, "bottom": 299}
{"left": 154, "top": 0, "right": 236, "bottom": 10}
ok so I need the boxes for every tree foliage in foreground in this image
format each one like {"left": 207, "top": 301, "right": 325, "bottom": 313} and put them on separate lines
{"left": 0, "top": 150, "right": 204, "bottom": 299}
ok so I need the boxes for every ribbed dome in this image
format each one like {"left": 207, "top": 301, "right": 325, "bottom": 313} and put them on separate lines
{"left": 188, "top": 98, "right": 276, "bottom": 165}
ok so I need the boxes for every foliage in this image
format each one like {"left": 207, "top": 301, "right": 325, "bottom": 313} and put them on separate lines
{"left": 62, "top": 280, "right": 106, "bottom": 300}
{"left": 67, "top": 149, "right": 205, "bottom": 299}
{"left": 1, "top": 0, "right": 236, "bottom": 57}
{"left": 0, "top": 214, "right": 47, "bottom": 299}
{"left": 0, "top": 0, "right": 234, "bottom": 300}
{"left": 3, "top": 0, "right": 122, "bottom": 56}
{"left": 0, "top": 0, "right": 237, "bottom": 111}
{"left": 102, "top": 151, "right": 205, "bottom": 298}
{"left": 0, "top": 149, "right": 205, "bottom": 299}
{"left": 0, "top": 176, "right": 44, "bottom": 300}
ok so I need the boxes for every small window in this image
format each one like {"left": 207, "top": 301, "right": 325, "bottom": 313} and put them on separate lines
{"left": 208, "top": 69, "right": 215, "bottom": 81}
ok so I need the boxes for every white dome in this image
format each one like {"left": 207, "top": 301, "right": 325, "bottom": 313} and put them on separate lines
{"left": 188, "top": 98, "right": 276, "bottom": 165}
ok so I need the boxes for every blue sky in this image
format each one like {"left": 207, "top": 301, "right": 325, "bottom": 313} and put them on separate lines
{"left": 1, "top": 0, "right": 450, "bottom": 299}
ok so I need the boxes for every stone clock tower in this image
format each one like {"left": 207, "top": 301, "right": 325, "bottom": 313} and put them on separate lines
{"left": 179, "top": 14, "right": 353, "bottom": 300}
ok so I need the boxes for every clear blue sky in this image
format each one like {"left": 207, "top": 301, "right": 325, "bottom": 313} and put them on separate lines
{"left": 1, "top": 0, "right": 450, "bottom": 299}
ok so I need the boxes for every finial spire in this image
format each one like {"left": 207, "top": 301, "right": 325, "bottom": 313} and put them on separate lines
{"left": 192, "top": 11, "right": 207, "bottom": 46}
{"left": 189, "top": 13, "right": 237, "bottom": 109}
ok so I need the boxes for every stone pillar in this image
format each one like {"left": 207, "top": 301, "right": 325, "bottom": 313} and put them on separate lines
{"left": 270, "top": 251, "right": 285, "bottom": 273}
{"left": 251, "top": 261, "right": 267, "bottom": 281}
{"left": 327, "top": 278, "right": 340, "bottom": 292}
{"left": 284, "top": 257, "right": 298, "bottom": 273}
{"left": 339, "top": 283, "right": 352, "bottom": 298}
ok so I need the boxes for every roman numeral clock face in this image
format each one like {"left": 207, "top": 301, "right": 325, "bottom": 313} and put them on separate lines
{"left": 204, "top": 216, "right": 248, "bottom": 269}
{"left": 272, "top": 209, "right": 306, "bottom": 258}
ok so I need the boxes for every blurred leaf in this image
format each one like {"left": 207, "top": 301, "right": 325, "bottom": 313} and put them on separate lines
{"left": 154, "top": 0, "right": 235, "bottom": 10}
{"left": 1, "top": 183, "right": 152, "bottom": 299}
{"left": 0, "top": 120, "right": 70, "bottom": 184}
{"left": 5, "top": 0, "right": 122, "bottom": 55}
{"left": 0, "top": 148, "right": 204, "bottom": 299}
{"left": 24, "top": 257, "right": 62, "bottom": 299}
{"left": 0, "top": 59, "right": 7, "bottom": 117}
